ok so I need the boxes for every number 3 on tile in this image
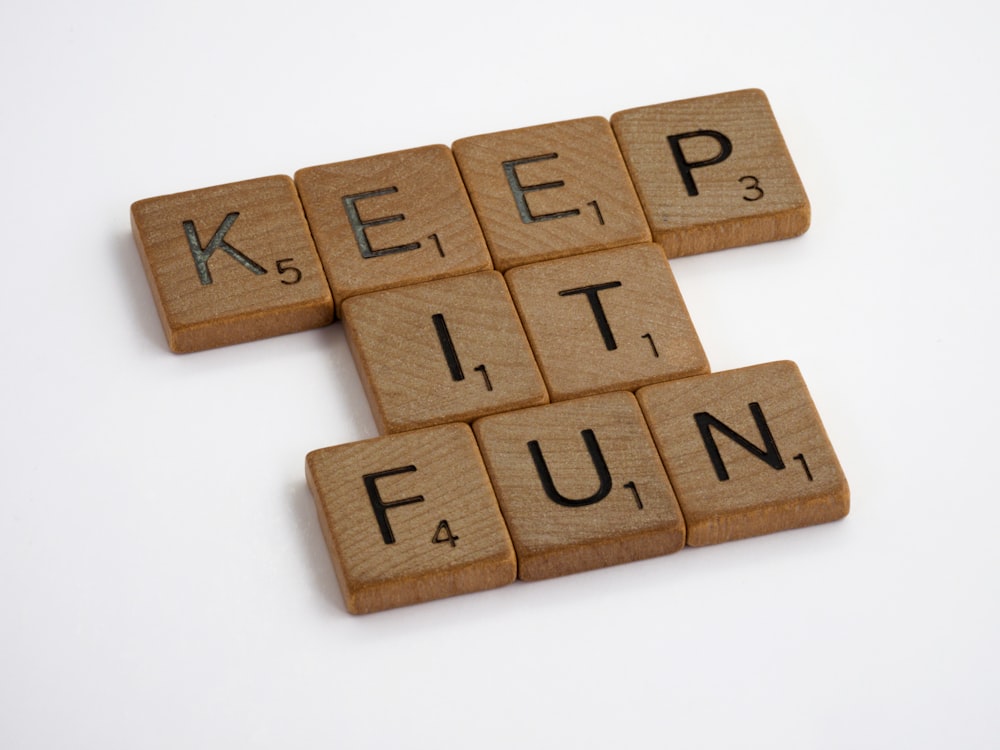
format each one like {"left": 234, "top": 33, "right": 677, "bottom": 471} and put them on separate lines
{"left": 432, "top": 519, "right": 459, "bottom": 547}
{"left": 739, "top": 176, "right": 764, "bottom": 202}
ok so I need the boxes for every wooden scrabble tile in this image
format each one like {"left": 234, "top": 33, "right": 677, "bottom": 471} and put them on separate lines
{"left": 636, "top": 361, "right": 849, "bottom": 546}
{"left": 505, "top": 242, "right": 710, "bottom": 401}
{"left": 131, "top": 175, "right": 334, "bottom": 353}
{"left": 473, "top": 392, "right": 685, "bottom": 581}
{"left": 295, "top": 145, "right": 493, "bottom": 307}
{"left": 341, "top": 271, "right": 548, "bottom": 434}
{"left": 452, "top": 117, "right": 651, "bottom": 271}
{"left": 306, "top": 423, "right": 517, "bottom": 614}
{"left": 611, "top": 89, "right": 810, "bottom": 258}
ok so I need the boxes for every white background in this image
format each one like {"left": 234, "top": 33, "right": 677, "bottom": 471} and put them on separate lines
{"left": 2, "top": 1, "right": 997, "bottom": 747}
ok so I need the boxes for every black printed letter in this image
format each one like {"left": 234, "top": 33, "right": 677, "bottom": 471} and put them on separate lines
{"left": 667, "top": 130, "right": 733, "bottom": 197}
{"left": 558, "top": 281, "right": 623, "bottom": 350}
{"left": 342, "top": 187, "right": 421, "bottom": 259}
{"left": 528, "top": 429, "right": 613, "bottom": 507}
{"left": 432, "top": 313, "right": 464, "bottom": 381}
{"left": 502, "top": 153, "right": 581, "bottom": 224}
{"left": 362, "top": 465, "right": 425, "bottom": 544}
{"left": 694, "top": 402, "right": 785, "bottom": 482}
{"left": 183, "top": 212, "right": 267, "bottom": 285}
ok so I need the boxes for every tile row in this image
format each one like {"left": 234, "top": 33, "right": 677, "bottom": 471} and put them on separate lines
{"left": 345, "top": 243, "right": 708, "bottom": 434}
{"left": 306, "top": 361, "right": 849, "bottom": 614}
{"left": 130, "top": 88, "right": 809, "bottom": 353}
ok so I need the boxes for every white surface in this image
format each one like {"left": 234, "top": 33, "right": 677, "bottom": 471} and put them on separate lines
{"left": 2, "top": 1, "right": 998, "bottom": 747}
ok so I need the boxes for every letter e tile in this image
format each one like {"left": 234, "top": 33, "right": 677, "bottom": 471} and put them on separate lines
{"left": 452, "top": 117, "right": 651, "bottom": 271}
{"left": 130, "top": 175, "right": 334, "bottom": 352}
{"left": 611, "top": 89, "right": 810, "bottom": 258}
{"left": 636, "top": 361, "right": 849, "bottom": 546}
{"left": 341, "top": 271, "right": 548, "bottom": 434}
{"left": 295, "top": 145, "right": 492, "bottom": 309}
{"left": 473, "top": 392, "right": 685, "bottom": 581}
{"left": 306, "top": 423, "right": 517, "bottom": 614}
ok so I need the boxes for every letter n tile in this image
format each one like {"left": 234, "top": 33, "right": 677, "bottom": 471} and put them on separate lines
{"left": 636, "top": 361, "right": 849, "bottom": 546}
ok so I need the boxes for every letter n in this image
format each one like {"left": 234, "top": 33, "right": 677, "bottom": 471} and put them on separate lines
{"left": 693, "top": 402, "right": 785, "bottom": 481}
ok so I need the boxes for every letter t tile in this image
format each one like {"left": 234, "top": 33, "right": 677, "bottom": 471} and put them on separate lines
{"left": 505, "top": 243, "right": 710, "bottom": 401}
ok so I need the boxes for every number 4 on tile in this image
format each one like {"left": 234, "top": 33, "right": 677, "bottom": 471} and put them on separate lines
{"left": 432, "top": 520, "right": 459, "bottom": 547}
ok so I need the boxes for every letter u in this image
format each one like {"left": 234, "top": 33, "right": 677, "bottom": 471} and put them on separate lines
{"left": 527, "top": 429, "right": 613, "bottom": 507}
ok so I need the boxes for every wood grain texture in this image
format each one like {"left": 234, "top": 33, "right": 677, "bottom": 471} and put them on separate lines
{"left": 611, "top": 89, "right": 810, "bottom": 258}
{"left": 505, "top": 242, "right": 710, "bottom": 401}
{"left": 306, "top": 423, "right": 517, "bottom": 614}
{"left": 130, "top": 175, "right": 333, "bottom": 352}
{"left": 341, "top": 271, "right": 548, "bottom": 434}
{"left": 452, "top": 117, "right": 650, "bottom": 271}
{"left": 295, "top": 145, "right": 492, "bottom": 309}
{"left": 473, "top": 392, "right": 685, "bottom": 581}
{"left": 636, "top": 361, "right": 849, "bottom": 546}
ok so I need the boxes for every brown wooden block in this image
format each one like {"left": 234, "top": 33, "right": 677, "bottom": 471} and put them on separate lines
{"left": 636, "top": 361, "right": 849, "bottom": 546}
{"left": 611, "top": 89, "right": 810, "bottom": 258}
{"left": 131, "top": 175, "right": 334, "bottom": 353}
{"left": 473, "top": 392, "right": 685, "bottom": 581}
{"left": 452, "top": 117, "right": 651, "bottom": 271}
{"left": 341, "top": 271, "right": 548, "bottom": 434}
{"left": 295, "top": 145, "right": 492, "bottom": 307}
{"left": 505, "top": 242, "right": 710, "bottom": 401}
{"left": 306, "top": 423, "right": 517, "bottom": 614}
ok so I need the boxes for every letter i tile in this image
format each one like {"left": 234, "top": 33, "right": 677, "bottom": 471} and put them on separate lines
{"left": 636, "top": 361, "right": 849, "bottom": 546}
{"left": 341, "top": 271, "right": 548, "bottom": 434}
{"left": 130, "top": 175, "right": 334, "bottom": 352}
{"left": 611, "top": 89, "right": 810, "bottom": 258}
{"left": 306, "top": 423, "right": 517, "bottom": 614}
{"left": 473, "top": 392, "right": 685, "bottom": 581}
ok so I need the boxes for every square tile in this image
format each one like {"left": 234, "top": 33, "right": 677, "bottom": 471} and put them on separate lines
{"left": 295, "top": 145, "right": 493, "bottom": 308}
{"left": 636, "top": 361, "right": 849, "bottom": 546}
{"left": 505, "top": 243, "right": 710, "bottom": 401}
{"left": 341, "top": 271, "right": 548, "bottom": 434}
{"left": 306, "top": 423, "right": 517, "bottom": 614}
{"left": 452, "top": 117, "right": 651, "bottom": 271}
{"left": 131, "top": 175, "right": 334, "bottom": 352}
{"left": 611, "top": 89, "right": 810, "bottom": 258}
{"left": 473, "top": 392, "right": 685, "bottom": 581}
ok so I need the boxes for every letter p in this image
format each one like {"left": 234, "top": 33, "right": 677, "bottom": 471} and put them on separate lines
{"left": 667, "top": 130, "right": 733, "bottom": 197}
